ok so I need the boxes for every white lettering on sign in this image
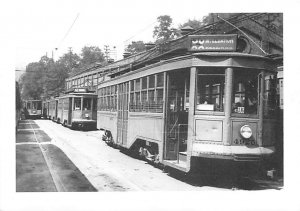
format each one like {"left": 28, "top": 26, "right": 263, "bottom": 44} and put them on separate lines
{"left": 189, "top": 35, "right": 237, "bottom": 52}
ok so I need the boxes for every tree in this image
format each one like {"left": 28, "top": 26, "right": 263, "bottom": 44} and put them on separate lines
{"left": 19, "top": 45, "right": 108, "bottom": 100}
{"left": 179, "top": 19, "right": 204, "bottom": 31}
{"left": 20, "top": 62, "right": 45, "bottom": 100}
{"left": 153, "top": 15, "right": 179, "bottom": 43}
{"left": 16, "top": 82, "right": 22, "bottom": 110}
{"left": 58, "top": 50, "right": 81, "bottom": 73}
{"left": 125, "top": 41, "right": 146, "bottom": 54}
{"left": 80, "top": 46, "right": 105, "bottom": 66}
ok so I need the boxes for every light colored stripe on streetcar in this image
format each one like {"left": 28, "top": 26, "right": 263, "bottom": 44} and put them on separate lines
{"left": 29, "top": 123, "right": 66, "bottom": 192}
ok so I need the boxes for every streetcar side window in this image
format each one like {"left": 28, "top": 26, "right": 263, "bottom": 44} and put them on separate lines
{"left": 83, "top": 98, "right": 91, "bottom": 110}
{"left": 232, "top": 69, "right": 259, "bottom": 115}
{"left": 93, "top": 98, "right": 97, "bottom": 111}
{"left": 80, "top": 77, "right": 84, "bottom": 87}
{"left": 196, "top": 68, "right": 225, "bottom": 112}
{"left": 32, "top": 102, "right": 37, "bottom": 109}
{"left": 74, "top": 98, "right": 81, "bottom": 110}
{"left": 114, "top": 85, "right": 117, "bottom": 110}
{"left": 111, "top": 86, "right": 115, "bottom": 111}
{"left": 135, "top": 79, "right": 141, "bottom": 107}
{"left": 37, "top": 101, "right": 42, "bottom": 110}
{"left": 129, "top": 73, "right": 164, "bottom": 113}
{"left": 141, "top": 77, "right": 148, "bottom": 111}
{"left": 93, "top": 74, "right": 97, "bottom": 86}
{"left": 88, "top": 75, "right": 92, "bottom": 86}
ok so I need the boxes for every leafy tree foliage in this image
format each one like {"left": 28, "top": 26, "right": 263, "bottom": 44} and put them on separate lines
{"left": 19, "top": 45, "right": 106, "bottom": 101}
{"left": 179, "top": 19, "right": 204, "bottom": 31}
{"left": 153, "top": 15, "right": 179, "bottom": 43}
{"left": 20, "top": 61, "right": 45, "bottom": 100}
{"left": 16, "top": 82, "right": 22, "bottom": 110}
{"left": 125, "top": 41, "right": 146, "bottom": 54}
{"left": 58, "top": 50, "right": 81, "bottom": 74}
{"left": 80, "top": 46, "right": 105, "bottom": 66}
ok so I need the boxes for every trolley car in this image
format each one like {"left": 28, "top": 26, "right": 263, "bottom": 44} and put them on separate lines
{"left": 48, "top": 98, "right": 58, "bottom": 121}
{"left": 98, "top": 34, "right": 279, "bottom": 173}
{"left": 23, "top": 100, "right": 42, "bottom": 119}
{"left": 49, "top": 88, "right": 97, "bottom": 130}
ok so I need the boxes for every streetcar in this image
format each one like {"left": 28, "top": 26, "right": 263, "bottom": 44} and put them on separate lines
{"left": 23, "top": 99, "right": 42, "bottom": 119}
{"left": 48, "top": 97, "right": 58, "bottom": 121}
{"left": 98, "top": 34, "right": 279, "bottom": 173}
{"left": 49, "top": 88, "right": 98, "bottom": 130}
{"left": 42, "top": 101, "right": 49, "bottom": 119}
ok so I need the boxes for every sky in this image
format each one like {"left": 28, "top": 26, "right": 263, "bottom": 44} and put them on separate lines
{"left": 11, "top": 0, "right": 291, "bottom": 71}
{"left": 13, "top": 0, "right": 212, "bottom": 70}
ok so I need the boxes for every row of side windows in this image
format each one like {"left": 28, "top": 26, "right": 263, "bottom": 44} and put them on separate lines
{"left": 66, "top": 73, "right": 105, "bottom": 89}
{"left": 97, "top": 73, "right": 165, "bottom": 113}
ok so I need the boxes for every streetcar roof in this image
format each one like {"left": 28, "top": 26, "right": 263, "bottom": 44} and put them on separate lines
{"left": 23, "top": 100, "right": 42, "bottom": 102}
{"left": 97, "top": 52, "right": 276, "bottom": 88}
{"left": 56, "top": 92, "right": 98, "bottom": 99}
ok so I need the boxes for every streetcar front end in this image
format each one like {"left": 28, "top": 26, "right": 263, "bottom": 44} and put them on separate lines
{"left": 189, "top": 54, "right": 279, "bottom": 174}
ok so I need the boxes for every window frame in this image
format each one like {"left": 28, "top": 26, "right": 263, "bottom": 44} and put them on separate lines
{"left": 195, "top": 69, "right": 225, "bottom": 116}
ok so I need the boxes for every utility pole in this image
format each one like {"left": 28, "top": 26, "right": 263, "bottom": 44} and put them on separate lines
{"left": 68, "top": 47, "right": 73, "bottom": 71}
{"left": 104, "top": 45, "right": 110, "bottom": 61}
{"left": 110, "top": 46, "right": 117, "bottom": 61}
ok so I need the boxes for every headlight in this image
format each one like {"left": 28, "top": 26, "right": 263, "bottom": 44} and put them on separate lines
{"left": 240, "top": 125, "right": 252, "bottom": 139}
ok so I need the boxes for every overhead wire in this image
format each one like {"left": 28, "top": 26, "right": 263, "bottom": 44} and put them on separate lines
{"left": 217, "top": 15, "right": 268, "bottom": 55}
{"left": 57, "top": 13, "right": 80, "bottom": 49}
{"left": 123, "top": 20, "right": 157, "bottom": 44}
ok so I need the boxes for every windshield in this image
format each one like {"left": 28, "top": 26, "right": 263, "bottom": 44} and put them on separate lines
{"left": 232, "top": 69, "right": 259, "bottom": 115}
{"left": 196, "top": 68, "right": 225, "bottom": 112}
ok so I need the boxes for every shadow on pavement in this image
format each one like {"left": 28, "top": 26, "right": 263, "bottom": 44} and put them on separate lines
{"left": 16, "top": 121, "right": 97, "bottom": 192}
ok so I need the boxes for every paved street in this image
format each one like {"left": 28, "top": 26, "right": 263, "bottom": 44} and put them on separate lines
{"left": 16, "top": 119, "right": 283, "bottom": 191}
{"left": 16, "top": 120, "right": 96, "bottom": 192}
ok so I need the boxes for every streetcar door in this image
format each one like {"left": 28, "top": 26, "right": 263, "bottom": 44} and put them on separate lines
{"left": 55, "top": 100, "right": 58, "bottom": 120}
{"left": 117, "top": 82, "right": 129, "bottom": 146}
{"left": 68, "top": 97, "right": 72, "bottom": 124}
{"left": 165, "top": 70, "right": 189, "bottom": 160}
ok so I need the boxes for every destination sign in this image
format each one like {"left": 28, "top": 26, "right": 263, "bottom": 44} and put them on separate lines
{"left": 74, "top": 88, "right": 87, "bottom": 92}
{"left": 187, "top": 34, "right": 237, "bottom": 52}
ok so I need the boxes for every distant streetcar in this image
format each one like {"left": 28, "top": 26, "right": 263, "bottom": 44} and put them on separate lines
{"left": 23, "top": 100, "right": 42, "bottom": 119}
{"left": 47, "top": 88, "right": 97, "bottom": 130}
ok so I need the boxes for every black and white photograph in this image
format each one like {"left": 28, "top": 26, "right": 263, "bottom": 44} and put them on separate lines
{"left": 1, "top": 0, "right": 299, "bottom": 210}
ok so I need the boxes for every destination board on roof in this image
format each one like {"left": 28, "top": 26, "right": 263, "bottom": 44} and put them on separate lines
{"left": 187, "top": 34, "right": 237, "bottom": 52}
{"left": 74, "top": 88, "right": 87, "bottom": 92}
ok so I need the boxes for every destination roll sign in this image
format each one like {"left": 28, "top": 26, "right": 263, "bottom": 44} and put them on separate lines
{"left": 187, "top": 34, "right": 237, "bottom": 52}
